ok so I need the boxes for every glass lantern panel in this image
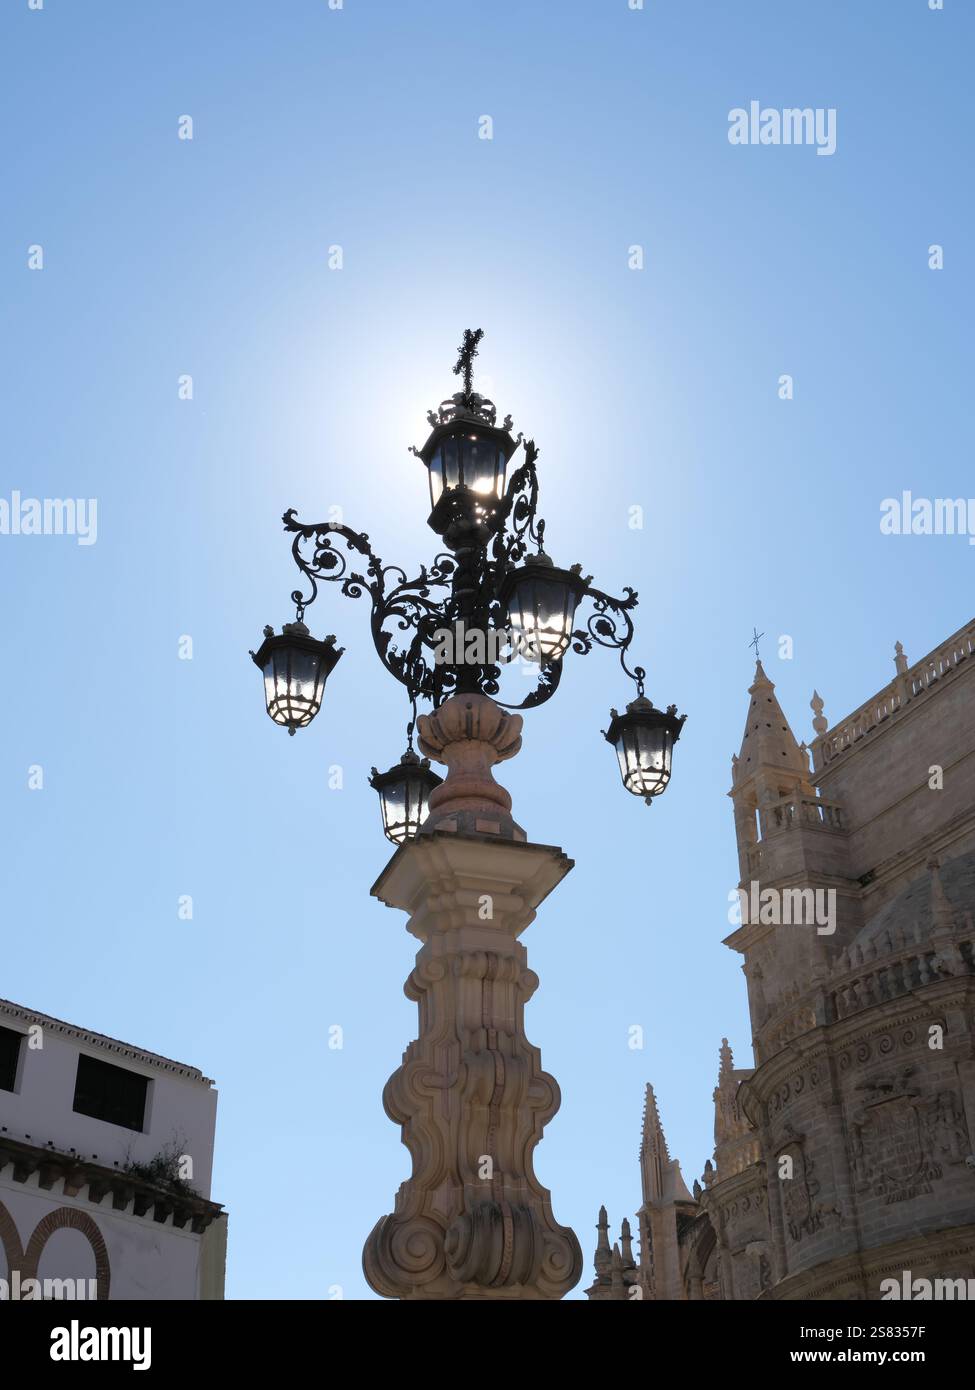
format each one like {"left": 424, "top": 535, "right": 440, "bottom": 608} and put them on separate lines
{"left": 428, "top": 449, "right": 445, "bottom": 507}
{"left": 405, "top": 774, "right": 425, "bottom": 837}
{"left": 442, "top": 436, "right": 461, "bottom": 492}
{"left": 617, "top": 723, "right": 673, "bottom": 798}
{"left": 381, "top": 779, "right": 410, "bottom": 843}
{"left": 264, "top": 648, "right": 324, "bottom": 729}
{"left": 263, "top": 657, "right": 290, "bottom": 726}
{"left": 506, "top": 577, "right": 536, "bottom": 661}
{"left": 262, "top": 663, "right": 281, "bottom": 720}
{"left": 508, "top": 576, "right": 575, "bottom": 662}
{"left": 463, "top": 435, "right": 500, "bottom": 496}
{"left": 533, "top": 578, "right": 577, "bottom": 661}
{"left": 614, "top": 734, "right": 631, "bottom": 787}
{"left": 289, "top": 648, "right": 322, "bottom": 704}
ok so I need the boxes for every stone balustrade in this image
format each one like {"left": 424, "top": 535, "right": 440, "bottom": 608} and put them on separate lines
{"left": 743, "top": 795, "right": 844, "bottom": 876}
{"left": 814, "top": 620, "right": 975, "bottom": 769}
{"left": 825, "top": 925, "right": 974, "bottom": 1023}
{"left": 754, "top": 1003, "right": 818, "bottom": 1064}
{"left": 768, "top": 795, "right": 845, "bottom": 833}
{"left": 751, "top": 923, "right": 975, "bottom": 1059}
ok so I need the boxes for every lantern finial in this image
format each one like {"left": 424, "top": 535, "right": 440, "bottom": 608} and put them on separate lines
{"left": 453, "top": 327, "right": 484, "bottom": 403}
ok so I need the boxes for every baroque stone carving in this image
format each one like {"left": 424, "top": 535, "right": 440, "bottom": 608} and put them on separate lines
{"left": 849, "top": 1079, "right": 943, "bottom": 1205}
{"left": 779, "top": 1141, "right": 824, "bottom": 1242}
{"left": 925, "top": 1090, "right": 971, "bottom": 1165}
{"left": 416, "top": 692, "right": 524, "bottom": 840}
{"left": 363, "top": 759, "right": 582, "bottom": 1300}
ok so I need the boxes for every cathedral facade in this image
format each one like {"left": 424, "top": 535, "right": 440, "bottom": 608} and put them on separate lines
{"left": 589, "top": 618, "right": 975, "bottom": 1300}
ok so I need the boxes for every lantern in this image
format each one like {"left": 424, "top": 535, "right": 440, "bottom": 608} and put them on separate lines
{"left": 250, "top": 622, "right": 342, "bottom": 734}
{"left": 416, "top": 403, "right": 518, "bottom": 536}
{"left": 603, "top": 697, "right": 686, "bottom": 803}
{"left": 500, "top": 554, "right": 588, "bottom": 663}
{"left": 369, "top": 750, "right": 443, "bottom": 844}
{"left": 424, "top": 424, "right": 510, "bottom": 509}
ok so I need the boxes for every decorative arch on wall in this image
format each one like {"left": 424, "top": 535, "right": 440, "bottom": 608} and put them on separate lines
{"left": 0, "top": 1202, "right": 111, "bottom": 1300}
{"left": 0, "top": 1200, "right": 22, "bottom": 1277}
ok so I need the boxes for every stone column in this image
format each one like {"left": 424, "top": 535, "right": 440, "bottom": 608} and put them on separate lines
{"left": 362, "top": 694, "right": 582, "bottom": 1300}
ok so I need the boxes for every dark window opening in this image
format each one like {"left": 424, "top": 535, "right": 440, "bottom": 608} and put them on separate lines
{"left": 72, "top": 1054, "right": 148, "bottom": 1131}
{"left": 0, "top": 1026, "right": 23, "bottom": 1092}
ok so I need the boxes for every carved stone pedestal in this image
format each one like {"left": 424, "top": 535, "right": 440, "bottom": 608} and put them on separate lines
{"left": 362, "top": 694, "right": 582, "bottom": 1300}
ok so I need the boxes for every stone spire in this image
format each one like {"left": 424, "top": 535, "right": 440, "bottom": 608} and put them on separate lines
{"left": 714, "top": 1038, "right": 737, "bottom": 1153}
{"left": 594, "top": 1203, "right": 612, "bottom": 1277}
{"left": 640, "top": 1083, "right": 666, "bottom": 1203}
{"left": 712, "top": 1038, "right": 757, "bottom": 1182}
{"left": 610, "top": 1243, "right": 625, "bottom": 1298}
{"left": 729, "top": 658, "right": 841, "bottom": 896}
{"left": 585, "top": 1208, "right": 636, "bottom": 1300}
{"left": 620, "top": 1216, "right": 635, "bottom": 1268}
{"left": 640, "top": 1083, "right": 692, "bottom": 1206}
{"left": 635, "top": 1081, "right": 695, "bottom": 1301}
{"left": 736, "top": 660, "right": 810, "bottom": 783}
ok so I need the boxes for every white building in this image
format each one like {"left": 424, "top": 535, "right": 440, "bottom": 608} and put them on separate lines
{"left": 0, "top": 997, "right": 226, "bottom": 1300}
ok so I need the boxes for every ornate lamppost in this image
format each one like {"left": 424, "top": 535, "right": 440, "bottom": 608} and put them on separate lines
{"left": 251, "top": 330, "right": 685, "bottom": 1299}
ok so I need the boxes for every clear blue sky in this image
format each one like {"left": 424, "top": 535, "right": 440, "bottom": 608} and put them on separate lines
{"left": 3, "top": 0, "right": 972, "bottom": 1299}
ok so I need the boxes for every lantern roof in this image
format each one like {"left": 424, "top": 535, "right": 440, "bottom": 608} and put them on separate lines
{"left": 249, "top": 620, "right": 342, "bottom": 670}
{"left": 368, "top": 747, "right": 442, "bottom": 792}
{"left": 603, "top": 695, "right": 686, "bottom": 749}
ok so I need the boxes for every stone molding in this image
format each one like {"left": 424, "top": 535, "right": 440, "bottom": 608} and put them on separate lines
{"left": 0, "top": 1135, "right": 223, "bottom": 1234}
{"left": 0, "top": 998, "right": 212, "bottom": 1085}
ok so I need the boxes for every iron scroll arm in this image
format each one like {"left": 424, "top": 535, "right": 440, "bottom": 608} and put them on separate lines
{"left": 282, "top": 510, "right": 457, "bottom": 705}
{"left": 280, "top": 437, "right": 648, "bottom": 712}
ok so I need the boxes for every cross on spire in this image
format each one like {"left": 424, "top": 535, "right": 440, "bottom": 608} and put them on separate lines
{"left": 749, "top": 626, "right": 764, "bottom": 660}
{"left": 453, "top": 328, "right": 484, "bottom": 400}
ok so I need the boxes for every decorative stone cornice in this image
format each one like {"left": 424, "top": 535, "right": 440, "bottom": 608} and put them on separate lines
{"left": 0, "top": 998, "right": 213, "bottom": 1086}
{"left": 0, "top": 1136, "right": 223, "bottom": 1234}
{"left": 371, "top": 830, "right": 573, "bottom": 942}
{"left": 768, "top": 1223, "right": 975, "bottom": 1300}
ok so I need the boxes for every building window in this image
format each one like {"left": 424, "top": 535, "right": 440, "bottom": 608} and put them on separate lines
{"left": 72, "top": 1054, "right": 148, "bottom": 1132}
{"left": 0, "top": 1026, "right": 23, "bottom": 1092}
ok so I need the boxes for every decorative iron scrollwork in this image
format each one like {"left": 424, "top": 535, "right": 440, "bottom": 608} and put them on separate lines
{"left": 277, "top": 336, "right": 650, "bottom": 713}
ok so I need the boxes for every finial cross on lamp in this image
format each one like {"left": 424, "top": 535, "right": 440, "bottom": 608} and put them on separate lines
{"left": 453, "top": 327, "right": 484, "bottom": 402}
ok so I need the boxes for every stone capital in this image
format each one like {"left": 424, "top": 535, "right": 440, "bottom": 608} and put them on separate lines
{"left": 371, "top": 830, "right": 573, "bottom": 944}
